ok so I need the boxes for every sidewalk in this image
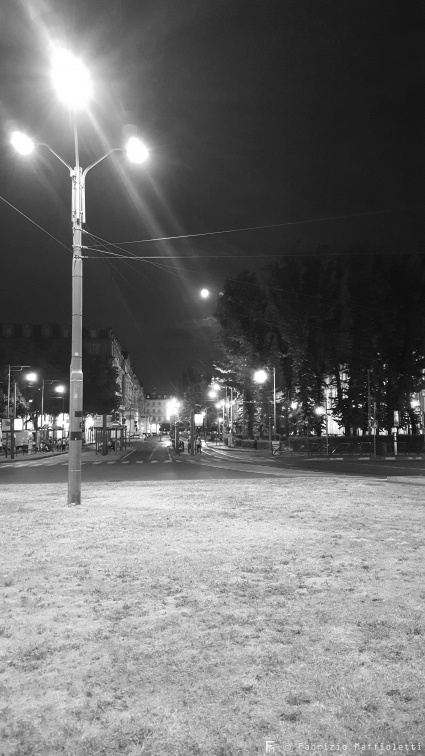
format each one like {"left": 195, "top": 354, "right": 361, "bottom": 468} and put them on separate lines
{"left": 204, "top": 441, "right": 279, "bottom": 459}
{"left": 0, "top": 443, "right": 133, "bottom": 464}
{"left": 203, "top": 441, "right": 424, "bottom": 463}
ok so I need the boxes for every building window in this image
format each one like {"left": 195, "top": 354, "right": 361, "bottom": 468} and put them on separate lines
{"left": 87, "top": 343, "right": 100, "bottom": 355}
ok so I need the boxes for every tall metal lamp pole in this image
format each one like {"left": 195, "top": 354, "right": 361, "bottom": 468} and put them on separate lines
{"left": 11, "top": 50, "right": 149, "bottom": 505}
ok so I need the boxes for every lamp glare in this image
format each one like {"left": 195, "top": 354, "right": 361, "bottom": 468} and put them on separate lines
{"left": 254, "top": 369, "right": 268, "bottom": 384}
{"left": 125, "top": 137, "right": 149, "bottom": 164}
{"left": 11, "top": 131, "right": 34, "bottom": 155}
{"left": 51, "top": 48, "right": 92, "bottom": 109}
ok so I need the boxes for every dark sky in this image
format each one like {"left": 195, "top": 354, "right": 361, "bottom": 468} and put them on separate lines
{"left": 0, "top": 0, "right": 423, "bottom": 392}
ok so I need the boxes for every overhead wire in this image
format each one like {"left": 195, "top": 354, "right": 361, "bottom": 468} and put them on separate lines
{"left": 105, "top": 205, "right": 423, "bottom": 247}
{"left": 2, "top": 191, "right": 423, "bottom": 327}
{"left": 0, "top": 194, "right": 72, "bottom": 255}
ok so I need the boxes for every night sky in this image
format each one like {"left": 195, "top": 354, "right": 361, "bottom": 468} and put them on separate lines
{"left": 0, "top": 0, "right": 423, "bottom": 393}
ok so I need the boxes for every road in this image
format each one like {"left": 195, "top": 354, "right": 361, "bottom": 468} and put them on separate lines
{"left": 1, "top": 436, "right": 425, "bottom": 484}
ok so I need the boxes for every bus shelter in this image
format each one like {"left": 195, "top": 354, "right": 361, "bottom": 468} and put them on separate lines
{"left": 94, "top": 425, "right": 127, "bottom": 455}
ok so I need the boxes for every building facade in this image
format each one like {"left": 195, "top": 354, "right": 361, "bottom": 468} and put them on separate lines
{"left": 144, "top": 393, "right": 173, "bottom": 433}
{"left": 0, "top": 324, "right": 145, "bottom": 437}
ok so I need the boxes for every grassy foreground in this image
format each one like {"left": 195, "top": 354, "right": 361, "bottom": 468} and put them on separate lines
{"left": 0, "top": 478, "right": 424, "bottom": 756}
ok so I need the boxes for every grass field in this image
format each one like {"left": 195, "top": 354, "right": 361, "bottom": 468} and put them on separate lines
{"left": 1, "top": 478, "right": 424, "bottom": 756}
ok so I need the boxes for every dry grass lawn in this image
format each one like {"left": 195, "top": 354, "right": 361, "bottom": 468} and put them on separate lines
{"left": 0, "top": 478, "right": 424, "bottom": 756}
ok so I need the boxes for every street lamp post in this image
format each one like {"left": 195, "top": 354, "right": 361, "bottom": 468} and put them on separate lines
{"left": 7, "top": 366, "right": 36, "bottom": 459}
{"left": 41, "top": 379, "right": 66, "bottom": 425}
{"left": 253, "top": 367, "right": 276, "bottom": 440}
{"left": 314, "top": 406, "right": 329, "bottom": 456}
{"left": 12, "top": 49, "right": 148, "bottom": 505}
{"left": 166, "top": 398, "right": 181, "bottom": 452}
{"left": 209, "top": 382, "right": 236, "bottom": 445}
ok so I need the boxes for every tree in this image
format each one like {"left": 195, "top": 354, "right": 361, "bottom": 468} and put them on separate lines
{"left": 213, "top": 246, "right": 425, "bottom": 436}
{"left": 83, "top": 353, "right": 121, "bottom": 416}
{"left": 177, "top": 364, "right": 211, "bottom": 425}
{"left": 0, "top": 333, "right": 122, "bottom": 422}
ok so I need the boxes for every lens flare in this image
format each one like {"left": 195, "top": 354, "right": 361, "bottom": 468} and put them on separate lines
{"left": 51, "top": 48, "right": 92, "bottom": 109}
{"left": 11, "top": 131, "right": 34, "bottom": 155}
{"left": 125, "top": 137, "right": 149, "bottom": 164}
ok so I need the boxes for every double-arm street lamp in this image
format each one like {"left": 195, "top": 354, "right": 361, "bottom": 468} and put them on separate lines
{"left": 12, "top": 48, "right": 148, "bottom": 505}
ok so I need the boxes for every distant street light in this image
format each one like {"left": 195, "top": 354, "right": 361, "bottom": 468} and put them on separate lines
{"left": 215, "top": 400, "right": 225, "bottom": 440}
{"left": 253, "top": 366, "right": 276, "bottom": 440}
{"left": 41, "top": 380, "right": 66, "bottom": 425}
{"left": 6, "top": 366, "right": 36, "bottom": 460}
{"left": 208, "top": 380, "right": 236, "bottom": 444}
{"left": 166, "top": 398, "right": 181, "bottom": 450}
{"left": 12, "top": 49, "right": 149, "bottom": 506}
{"left": 314, "top": 405, "right": 329, "bottom": 456}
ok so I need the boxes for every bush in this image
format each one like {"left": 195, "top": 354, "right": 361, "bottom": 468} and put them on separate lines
{"left": 240, "top": 438, "right": 270, "bottom": 450}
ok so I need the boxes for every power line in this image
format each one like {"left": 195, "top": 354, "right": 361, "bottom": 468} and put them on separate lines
{"left": 0, "top": 194, "right": 72, "bottom": 255}
{"left": 104, "top": 205, "right": 423, "bottom": 247}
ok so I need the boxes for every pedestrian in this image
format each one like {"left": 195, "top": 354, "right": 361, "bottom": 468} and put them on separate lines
{"left": 196, "top": 437, "right": 202, "bottom": 453}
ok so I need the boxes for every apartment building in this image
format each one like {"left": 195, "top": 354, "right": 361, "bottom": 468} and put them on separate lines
{"left": 144, "top": 393, "right": 173, "bottom": 433}
{"left": 0, "top": 324, "right": 144, "bottom": 435}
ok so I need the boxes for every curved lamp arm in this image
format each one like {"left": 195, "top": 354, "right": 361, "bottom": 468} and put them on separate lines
{"left": 38, "top": 142, "right": 73, "bottom": 173}
{"left": 82, "top": 148, "right": 123, "bottom": 180}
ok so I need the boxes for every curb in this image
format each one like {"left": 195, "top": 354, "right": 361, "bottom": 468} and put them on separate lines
{"left": 0, "top": 450, "right": 68, "bottom": 464}
{"left": 387, "top": 476, "right": 425, "bottom": 486}
{"left": 307, "top": 456, "right": 423, "bottom": 462}
{"left": 0, "top": 446, "right": 133, "bottom": 465}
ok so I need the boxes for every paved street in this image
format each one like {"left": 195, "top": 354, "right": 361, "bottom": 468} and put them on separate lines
{"left": 1, "top": 436, "right": 425, "bottom": 484}
{"left": 0, "top": 437, "right": 327, "bottom": 483}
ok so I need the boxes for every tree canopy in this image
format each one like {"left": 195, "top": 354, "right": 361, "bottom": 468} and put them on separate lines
{"left": 0, "top": 333, "right": 121, "bottom": 421}
{"left": 213, "top": 247, "right": 425, "bottom": 435}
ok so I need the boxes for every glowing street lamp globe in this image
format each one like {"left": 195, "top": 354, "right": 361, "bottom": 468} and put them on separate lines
{"left": 51, "top": 48, "right": 93, "bottom": 109}
{"left": 253, "top": 369, "right": 268, "bottom": 384}
{"left": 200, "top": 288, "right": 210, "bottom": 299}
{"left": 11, "top": 131, "right": 34, "bottom": 155}
{"left": 125, "top": 137, "right": 149, "bottom": 164}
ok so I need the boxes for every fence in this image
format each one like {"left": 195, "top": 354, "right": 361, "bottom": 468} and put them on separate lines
{"left": 287, "top": 435, "right": 425, "bottom": 456}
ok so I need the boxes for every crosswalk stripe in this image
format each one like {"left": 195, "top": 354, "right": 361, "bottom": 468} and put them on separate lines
{"left": 1, "top": 457, "right": 178, "bottom": 468}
